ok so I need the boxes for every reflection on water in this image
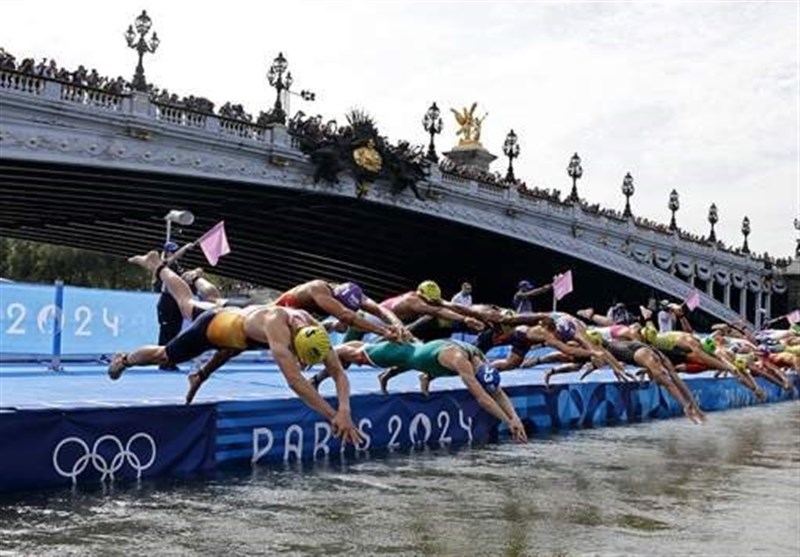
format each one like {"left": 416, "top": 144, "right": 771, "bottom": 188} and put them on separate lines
{"left": 1, "top": 402, "right": 798, "bottom": 557}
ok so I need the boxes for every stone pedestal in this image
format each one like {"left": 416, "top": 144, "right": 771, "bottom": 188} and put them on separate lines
{"left": 443, "top": 144, "right": 497, "bottom": 172}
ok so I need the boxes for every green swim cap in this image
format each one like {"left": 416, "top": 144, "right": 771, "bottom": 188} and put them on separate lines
{"left": 701, "top": 337, "right": 716, "bottom": 355}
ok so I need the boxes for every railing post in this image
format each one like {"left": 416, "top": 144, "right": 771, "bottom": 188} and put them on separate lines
{"left": 42, "top": 79, "right": 60, "bottom": 100}
{"left": 130, "top": 90, "right": 152, "bottom": 118}
{"left": 49, "top": 279, "right": 64, "bottom": 372}
{"left": 271, "top": 124, "right": 289, "bottom": 147}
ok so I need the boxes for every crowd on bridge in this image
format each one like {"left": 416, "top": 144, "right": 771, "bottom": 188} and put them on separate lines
{"left": 104, "top": 238, "right": 799, "bottom": 446}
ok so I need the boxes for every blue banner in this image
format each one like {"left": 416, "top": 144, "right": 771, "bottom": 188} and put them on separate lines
{"left": 0, "top": 404, "right": 216, "bottom": 491}
{"left": 216, "top": 391, "right": 495, "bottom": 465}
{"left": 0, "top": 282, "right": 159, "bottom": 356}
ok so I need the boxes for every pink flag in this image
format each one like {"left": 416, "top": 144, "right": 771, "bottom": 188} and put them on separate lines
{"left": 788, "top": 309, "right": 800, "bottom": 325}
{"left": 553, "top": 270, "right": 573, "bottom": 301}
{"left": 198, "top": 221, "right": 230, "bottom": 266}
{"left": 685, "top": 289, "right": 701, "bottom": 311}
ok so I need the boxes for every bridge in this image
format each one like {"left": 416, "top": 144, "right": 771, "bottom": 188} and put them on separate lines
{"left": 0, "top": 68, "right": 789, "bottom": 326}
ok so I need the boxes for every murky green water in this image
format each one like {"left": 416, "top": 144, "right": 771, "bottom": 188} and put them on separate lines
{"left": 1, "top": 402, "right": 798, "bottom": 557}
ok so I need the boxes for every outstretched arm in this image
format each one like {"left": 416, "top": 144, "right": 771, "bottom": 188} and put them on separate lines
{"left": 320, "top": 348, "right": 362, "bottom": 445}
{"left": 165, "top": 241, "right": 196, "bottom": 265}
{"left": 315, "top": 294, "right": 398, "bottom": 340}
{"left": 491, "top": 387, "right": 527, "bottom": 442}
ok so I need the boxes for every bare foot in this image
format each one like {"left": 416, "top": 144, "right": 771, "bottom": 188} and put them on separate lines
{"left": 107, "top": 352, "right": 128, "bottom": 380}
{"left": 755, "top": 388, "right": 767, "bottom": 402}
{"left": 378, "top": 370, "right": 390, "bottom": 395}
{"left": 419, "top": 373, "right": 431, "bottom": 397}
{"left": 577, "top": 308, "right": 594, "bottom": 321}
{"left": 186, "top": 372, "right": 205, "bottom": 405}
{"left": 128, "top": 250, "right": 162, "bottom": 273}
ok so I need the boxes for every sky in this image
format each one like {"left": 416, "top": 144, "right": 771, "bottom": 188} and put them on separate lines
{"left": 2, "top": 0, "right": 798, "bottom": 257}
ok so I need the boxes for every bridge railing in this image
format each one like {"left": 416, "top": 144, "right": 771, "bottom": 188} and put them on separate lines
{"left": 60, "top": 83, "right": 124, "bottom": 111}
{"left": 0, "top": 70, "right": 45, "bottom": 95}
{"left": 218, "top": 117, "right": 268, "bottom": 142}
{"left": 153, "top": 102, "right": 209, "bottom": 129}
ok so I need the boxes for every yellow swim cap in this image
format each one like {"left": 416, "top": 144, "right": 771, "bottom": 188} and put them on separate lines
{"left": 586, "top": 329, "right": 603, "bottom": 346}
{"left": 417, "top": 280, "right": 442, "bottom": 303}
{"left": 642, "top": 325, "right": 658, "bottom": 345}
{"left": 293, "top": 325, "right": 332, "bottom": 365}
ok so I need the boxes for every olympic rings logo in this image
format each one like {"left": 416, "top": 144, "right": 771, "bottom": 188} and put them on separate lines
{"left": 52, "top": 433, "right": 157, "bottom": 483}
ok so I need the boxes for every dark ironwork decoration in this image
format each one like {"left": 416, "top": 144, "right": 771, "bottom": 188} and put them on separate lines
{"left": 124, "top": 10, "right": 159, "bottom": 92}
{"left": 567, "top": 152, "right": 583, "bottom": 202}
{"left": 707, "top": 203, "right": 719, "bottom": 242}
{"left": 668, "top": 189, "right": 680, "bottom": 231}
{"left": 621, "top": 172, "right": 634, "bottom": 218}
{"left": 289, "top": 109, "right": 427, "bottom": 201}
{"left": 422, "top": 102, "right": 443, "bottom": 162}
{"left": 503, "top": 130, "right": 520, "bottom": 183}
{"left": 741, "top": 216, "right": 751, "bottom": 254}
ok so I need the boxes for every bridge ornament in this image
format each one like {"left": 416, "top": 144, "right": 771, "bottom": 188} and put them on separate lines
{"left": 1, "top": 70, "right": 787, "bottom": 323}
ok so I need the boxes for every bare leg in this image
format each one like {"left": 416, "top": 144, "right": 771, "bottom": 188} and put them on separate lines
{"left": 545, "top": 362, "right": 584, "bottom": 387}
{"left": 129, "top": 250, "right": 204, "bottom": 320}
{"left": 108, "top": 345, "right": 168, "bottom": 380}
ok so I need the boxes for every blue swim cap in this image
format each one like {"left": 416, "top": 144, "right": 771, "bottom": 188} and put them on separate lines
{"left": 333, "top": 282, "right": 364, "bottom": 310}
{"left": 555, "top": 317, "right": 576, "bottom": 342}
{"left": 518, "top": 280, "right": 533, "bottom": 290}
{"left": 163, "top": 241, "right": 178, "bottom": 253}
{"left": 476, "top": 363, "right": 501, "bottom": 393}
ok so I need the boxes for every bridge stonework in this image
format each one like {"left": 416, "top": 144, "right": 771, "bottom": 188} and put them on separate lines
{"left": 0, "top": 70, "right": 787, "bottom": 326}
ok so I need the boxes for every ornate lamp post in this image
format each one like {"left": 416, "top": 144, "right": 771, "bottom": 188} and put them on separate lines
{"left": 503, "top": 130, "right": 520, "bottom": 182}
{"left": 741, "top": 216, "right": 751, "bottom": 254}
{"left": 668, "top": 189, "right": 680, "bottom": 231}
{"left": 422, "top": 102, "right": 443, "bottom": 162}
{"left": 621, "top": 172, "right": 634, "bottom": 218}
{"left": 267, "top": 52, "right": 292, "bottom": 125}
{"left": 707, "top": 203, "right": 719, "bottom": 242}
{"left": 124, "top": 10, "right": 160, "bottom": 92}
{"left": 567, "top": 153, "right": 582, "bottom": 202}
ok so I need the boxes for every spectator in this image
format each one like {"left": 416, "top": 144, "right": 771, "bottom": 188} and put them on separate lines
{"left": 451, "top": 282, "right": 473, "bottom": 306}
{"left": 154, "top": 242, "right": 186, "bottom": 371}
{"left": 513, "top": 279, "right": 553, "bottom": 313}
{"left": 606, "top": 302, "right": 635, "bottom": 325}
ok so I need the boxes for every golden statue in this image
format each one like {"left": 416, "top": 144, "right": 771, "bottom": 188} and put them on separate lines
{"left": 450, "top": 102, "right": 488, "bottom": 147}
{"left": 353, "top": 138, "right": 382, "bottom": 173}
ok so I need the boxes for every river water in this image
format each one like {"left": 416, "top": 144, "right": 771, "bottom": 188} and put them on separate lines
{"left": 1, "top": 402, "right": 798, "bottom": 557}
